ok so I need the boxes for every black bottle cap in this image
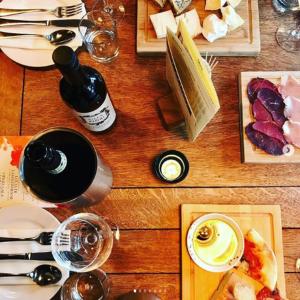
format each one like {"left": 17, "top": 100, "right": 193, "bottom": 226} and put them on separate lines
{"left": 153, "top": 150, "right": 189, "bottom": 183}
{"left": 52, "top": 46, "right": 79, "bottom": 70}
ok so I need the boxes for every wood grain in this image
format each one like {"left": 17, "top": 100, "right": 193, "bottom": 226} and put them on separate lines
{"left": 21, "top": 1, "right": 300, "bottom": 187}
{"left": 49, "top": 187, "right": 300, "bottom": 228}
{"left": 240, "top": 71, "right": 300, "bottom": 163}
{"left": 137, "top": 0, "right": 260, "bottom": 55}
{"left": 0, "top": 52, "right": 23, "bottom": 135}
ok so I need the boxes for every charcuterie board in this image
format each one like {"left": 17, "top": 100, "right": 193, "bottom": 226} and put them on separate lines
{"left": 181, "top": 204, "right": 286, "bottom": 300}
{"left": 137, "top": 0, "right": 260, "bottom": 56}
{"left": 240, "top": 71, "right": 300, "bottom": 163}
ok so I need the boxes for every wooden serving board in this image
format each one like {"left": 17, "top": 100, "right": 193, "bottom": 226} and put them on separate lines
{"left": 137, "top": 0, "right": 260, "bottom": 56}
{"left": 240, "top": 71, "right": 300, "bottom": 163}
{"left": 181, "top": 204, "right": 286, "bottom": 300}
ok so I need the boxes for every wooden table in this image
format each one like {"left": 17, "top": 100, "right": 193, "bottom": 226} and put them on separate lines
{"left": 0, "top": 1, "right": 300, "bottom": 299}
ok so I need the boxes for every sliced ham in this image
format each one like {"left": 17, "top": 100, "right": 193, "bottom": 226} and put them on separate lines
{"left": 247, "top": 78, "right": 279, "bottom": 103}
{"left": 252, "top": 99, "right": 272, "bottom": 122}
{"left": 253, "top": 121, "right": 286, "bottom": 145}
{"left": 245, "top": 123, "right": 284, "bottom": 156}
{"left": 282, "top": 121, "right": 300, "bottom": 148}
{"left": 284, "top": 96, "right": 300, "bottom": 122}
{"left": 279, "top": 75, "right": 300, "bottom": 99}
{"left": 257, "top": 88, "right": 286, "bottom": 127}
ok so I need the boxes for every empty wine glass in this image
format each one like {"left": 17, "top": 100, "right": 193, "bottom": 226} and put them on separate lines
{"left": 92, "top": 0, "right": 125, "bottom": 22}
{"left": 276, "top": 21, "right": 300, "bottom": 51}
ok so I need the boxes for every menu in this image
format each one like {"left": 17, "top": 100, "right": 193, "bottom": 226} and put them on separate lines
{"left": 166, "top": 20, "right": 220, "bottom": 141}
{"left": 0, "top": 136, "right": 55, "bottom": 208}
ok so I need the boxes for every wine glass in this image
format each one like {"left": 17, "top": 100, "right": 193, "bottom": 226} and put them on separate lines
{"left": 92, "top": 0, "right": 125, "bottom": 22}
{"left": 272, "top": 0, "right": 300, "bottom": 13}
{"left": 276, "top": 21, "right": 300, "bottom": 52}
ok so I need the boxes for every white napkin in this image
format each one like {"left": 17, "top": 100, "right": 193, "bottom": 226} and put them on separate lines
{"left": 0, "top": 229, "right": 69, "bottom": 285}
{"left": 0, "top": 0, "right": 85, "bottom": 49}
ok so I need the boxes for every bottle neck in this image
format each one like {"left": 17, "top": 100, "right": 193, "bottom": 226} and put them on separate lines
{"left": 59, "top": 61, "right": 89, "bottom": 88}
{"left": 25, "top": 142, "right": 67, "bottom": 175}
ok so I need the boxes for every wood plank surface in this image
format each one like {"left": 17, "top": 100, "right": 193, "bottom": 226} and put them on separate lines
{"left": 137, "top": 0, "right": 260, "bottom": 56}
{"left": 50, "top": 187, "right": 300, "bottom": 228}
{"left": 21, "top": 1, "right": 300, "bottom": 187}
{"left": 0, "top": 52, "right": 23, "bottom": 135}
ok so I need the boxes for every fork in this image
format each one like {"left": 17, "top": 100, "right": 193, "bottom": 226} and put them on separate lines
{"left": 0, "top": 3, "right": 84, "bottom": 18}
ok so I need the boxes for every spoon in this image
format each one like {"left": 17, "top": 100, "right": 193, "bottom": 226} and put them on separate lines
{"left": 0, "top": 29, "right": 76, "bottom": 45}
{"left": 0, "top": 264, "right": 62, "bottom": 286}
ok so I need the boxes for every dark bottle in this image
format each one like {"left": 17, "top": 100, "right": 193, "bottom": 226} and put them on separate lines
{"left": 52, "top": 46, "right": 116, "bottom": 132}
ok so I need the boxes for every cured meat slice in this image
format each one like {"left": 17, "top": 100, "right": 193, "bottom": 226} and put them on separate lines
{"left": 284, "top": 96, "right": 300, "bottom": 122}
{"left": 245, "top": 123, "right": 284, "bottom": 155}
{"left": 252, "top": 99, "right": 272, "bottom": 122}
{"left": 247, "top": 78, "right": 279, "bottom": 103}
{"left": 253, "top": 121, "right": 286, "bottom": 145}
{"left": 282, "top": 121, "right": 300, "bottom": 148}
{"left": 257, "top": 88, "right": 286, "bottom": 127}
{"left": 279, "top": 74, "right": 300, "bottom": 99}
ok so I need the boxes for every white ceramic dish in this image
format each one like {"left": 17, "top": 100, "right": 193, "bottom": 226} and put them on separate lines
{"left": 187, "top": 213, "right": 244, "bottom": 273}
{"left": 0, "top": 204, "right": 64, "bottom": 300}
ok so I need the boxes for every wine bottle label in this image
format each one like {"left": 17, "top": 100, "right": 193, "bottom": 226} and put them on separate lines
{"left": 48, "top": 151, "right": 67, "bottom": 175}
{"left": 74, "top": 95, "right": 116, "bottom": 132}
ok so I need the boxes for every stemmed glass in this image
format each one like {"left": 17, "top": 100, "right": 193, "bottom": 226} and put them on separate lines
{"left": 91, "top": 0, "right": 125, "bottom": 22}
{"left": 276, "top": 21, "right": 300, "bottom": 51}
{"left": 272, "top": 0, "right": 300, "bottom": 13}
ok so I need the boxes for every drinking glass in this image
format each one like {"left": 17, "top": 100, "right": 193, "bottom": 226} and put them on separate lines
{"left": 61, "top": 269, "right": 110, "bottom": 300}
{"left": 51, "top": 213, "right": 120, "bottom": 272}
{"left": 276, "top": 21, "right": 300, "bottom": 51}
{"left": 79, "top": 10, "right": 119, "bottom": 63}
{"left": 272, "top": 0, "right": 299, "bottom": 13}
{"left": 92, "top": 0, "right": 125, "bottom": 22}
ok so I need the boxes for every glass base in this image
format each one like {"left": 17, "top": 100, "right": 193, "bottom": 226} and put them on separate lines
{"left": 276, "top": 24, "right": 300, "bottom": 52}
{"left": 90, "top": 49, "right": 119, "bottom": 63}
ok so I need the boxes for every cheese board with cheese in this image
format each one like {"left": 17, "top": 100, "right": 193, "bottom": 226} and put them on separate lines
{"left": 137, "top": 0, "right": 260, "bottom": 56}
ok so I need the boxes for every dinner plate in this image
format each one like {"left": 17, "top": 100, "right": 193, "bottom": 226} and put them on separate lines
{"left": 0, "top": 204, "right": 62, "bottom": 300}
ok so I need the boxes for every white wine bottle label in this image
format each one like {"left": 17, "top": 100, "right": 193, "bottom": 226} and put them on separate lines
{"left": 74, "top": 95, "right": 116, "bottom": 132}
{"left": 48, "top": 151, "right": 67, "bottom": 175}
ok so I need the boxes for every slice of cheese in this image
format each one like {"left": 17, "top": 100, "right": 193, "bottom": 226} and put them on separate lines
{"left": 227, "top": 0, "right": 242, "bottom": 8}
{"left": 202, "top": 14, "right": 228, "bottom": 42}
{"left": 151, "top": 0, "right": 167, "bottom": 8}
{"left": 205, "top": 0, "right": 226, "bottom": 10}
{"left": 175, "top": 9, "right": 202, "bottom": 38}
{"left": 150, "top": 10, "right": 177, "bottom": 39}
{"left": 221, "top": 5, "right": 244, "bottom": 31}
{"left": 168, "top": 0, "right": 192, "bottom": 15}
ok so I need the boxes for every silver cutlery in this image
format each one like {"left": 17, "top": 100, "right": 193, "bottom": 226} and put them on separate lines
{"left": 0, "top": 264, "right": 62, "bottom": 286}
{"left": 0, "top": 251, "right": 55, "bottom": 261}
{"left": 0, "top": 3, "right": 84, "bottom": 18}
{"left": 0, "top": 29, "right": 76, "bottom": 45}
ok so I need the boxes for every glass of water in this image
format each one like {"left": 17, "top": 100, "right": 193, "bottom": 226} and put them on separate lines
{"left": 61, "top": 269, "right": 111, "bottom": 300}
{"left": 79, "top": 10, "right": 119, "bottom": 63}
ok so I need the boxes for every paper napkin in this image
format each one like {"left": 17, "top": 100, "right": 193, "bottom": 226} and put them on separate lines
{"left": 0, "top": 0, "right": 85, "bottom": 49}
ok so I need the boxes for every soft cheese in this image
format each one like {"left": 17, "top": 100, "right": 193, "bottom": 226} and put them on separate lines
{"left": 205, "top": 0, "right": 226, "bottom": 10}
{"left": 221, "top": 5, "right": 244, "bottom": 31}
{"left": 175, "top": 9, "right": 202, "bottom": 38}
{"left": 202, "top": 14, "right": 228, "bottom": 42}
{"left": 150, "top": 10, "right": 177, "bottom": 39}
{"left": 227, "top": 0, "right": 242, "bottom": 8}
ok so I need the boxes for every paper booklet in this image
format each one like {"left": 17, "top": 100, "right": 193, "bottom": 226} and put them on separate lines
{"left": 166, "top": 20, "right": 220, "bottom": 141}
{"left": 0, "top": 136, "right": 55, "bottom": 208}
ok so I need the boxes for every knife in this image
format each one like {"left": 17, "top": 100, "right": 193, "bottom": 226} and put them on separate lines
{"left": 0, "top": 252, "right": 54, "bottom": 260}
{"left": 0, "top": 18, "right": 92, "bottom": 28}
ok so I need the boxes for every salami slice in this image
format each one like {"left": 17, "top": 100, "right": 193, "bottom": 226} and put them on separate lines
{"left": 252, "top": 99, "right": 273, "bottom": 122}
{"left": 247, "top": 78, "right": 279, "bottom": 103}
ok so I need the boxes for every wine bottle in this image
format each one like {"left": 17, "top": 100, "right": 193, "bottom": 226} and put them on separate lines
{"left": 52, "top": 46, "right": 116, "bottom": 132}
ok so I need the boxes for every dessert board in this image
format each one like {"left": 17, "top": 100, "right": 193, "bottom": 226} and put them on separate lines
{"left": 137, "top": 0, "right": 260, "bottom": 56}
{"left": 181, "top": 204, "right": 286, "bottom": 300}
{"left": 240, "top": 71, "right": 300, "bottom": 163}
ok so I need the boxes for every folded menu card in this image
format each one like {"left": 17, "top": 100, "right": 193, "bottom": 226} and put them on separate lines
{"left": 166, "top": 20, "right": 220, "bottom": 141}
{"left": 0, "top": 136, "right": 55, "bottom": 208}
{"left": 0, "top": 0, "right": 84, "bottom": 49}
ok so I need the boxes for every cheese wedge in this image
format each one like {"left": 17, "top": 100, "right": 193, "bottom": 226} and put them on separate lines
{"left": 151, "top": 0, "right": 167, "bottom": 8}
{"left": 202, "top": 14, "right": 228, "bottom": 42}
{"left": 150, "top": 10, "right": 177, "bottom": 39}
{"left": 227, "top": 0, "right": 242, "bottom": 7}
{"left": 175, "top": 9, "right": 202, "bottom": 38}
{"left": 205, "top": 0, "right": 226, "bottom": 10}
{"left": 168, "top": 0, "right": 192, "bottom": 15}
{"left": 221, "top": 5, "right": 244, "bottom": 31}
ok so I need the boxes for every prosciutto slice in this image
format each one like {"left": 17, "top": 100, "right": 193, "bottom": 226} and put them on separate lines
{"left": 252, "top": 99, "right": 272, "bottom": 122}
{"left": 279, "top": 75, "right": 300, "bottom": 99}
{"left": 282, "top": 121, "right": 300, "bottom": 148}
{"left": 247, "top": 78, "right": 279, "bottom": 103}
{"left": 245, "top": 123, "right": 284, "bottom": 156}
{"left": 252, "top": 121, "right": 286, "bottom": 144}
{"left": 284, "top": 96, "right": 300, "bottom": 122}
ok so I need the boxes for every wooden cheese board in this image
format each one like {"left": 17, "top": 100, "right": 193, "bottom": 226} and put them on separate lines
{"left": 240, "top": 71, "right": 300, "bottom": 163}
{"left": 181, "top": 204, "right": 286, "bottom": 300}
{"left": 137, "top": 0, "right": 260, "bottom": 56}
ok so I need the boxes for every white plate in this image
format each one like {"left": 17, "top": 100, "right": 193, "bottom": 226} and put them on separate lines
{"left": 186, "top": 213, "right": 244, "bottom": 273}
{"left": 0, "top": 204, "right": 62, "bottom": 300}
